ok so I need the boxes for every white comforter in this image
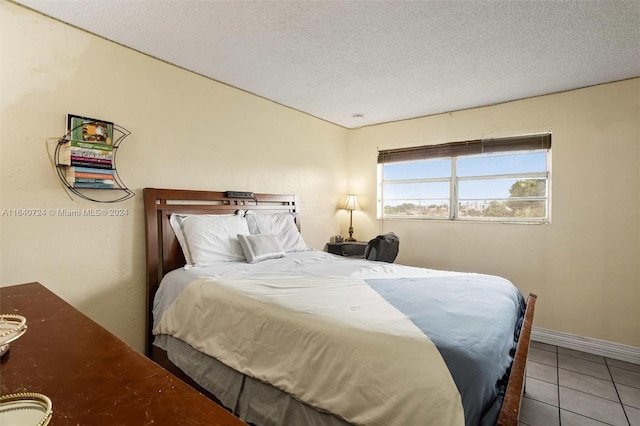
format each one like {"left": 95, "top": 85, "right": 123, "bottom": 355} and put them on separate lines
{"left": 155, "top": 273, "right": 464, "bottom": 426}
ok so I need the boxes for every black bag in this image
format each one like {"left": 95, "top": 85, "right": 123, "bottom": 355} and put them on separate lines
{"left": 364, "top": 232, "right": 399, "bottom": 263}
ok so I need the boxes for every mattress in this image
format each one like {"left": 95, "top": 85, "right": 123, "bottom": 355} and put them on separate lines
{"left": 153, "top": 251, "right": 525, "bottom": 426}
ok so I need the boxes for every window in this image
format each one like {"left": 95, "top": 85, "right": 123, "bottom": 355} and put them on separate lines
{"left": 378, "top": 134, "right": 551, "bottom": 223}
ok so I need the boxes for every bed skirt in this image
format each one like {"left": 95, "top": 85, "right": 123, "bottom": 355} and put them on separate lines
{"left": 156, "top": 335, "right": 353, "bottom": 426}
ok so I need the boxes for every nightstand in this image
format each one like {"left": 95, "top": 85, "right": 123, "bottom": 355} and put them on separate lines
{"left": 327, "top": 241, "right": 367, "bottom": 258}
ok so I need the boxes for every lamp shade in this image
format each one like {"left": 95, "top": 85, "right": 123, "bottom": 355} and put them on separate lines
{"left": 343, "top": 194, "right": 360, "bottom": 211}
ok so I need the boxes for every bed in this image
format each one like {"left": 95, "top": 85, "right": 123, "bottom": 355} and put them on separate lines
{"left": 144, "top": 187, "right": 536, "bottom": 426}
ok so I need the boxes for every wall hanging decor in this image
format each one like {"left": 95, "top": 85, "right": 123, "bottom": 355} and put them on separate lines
{"left": 48, "top": 114, "right": 134, "bottom": 203}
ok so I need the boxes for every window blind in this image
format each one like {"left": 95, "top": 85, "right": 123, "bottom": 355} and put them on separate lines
{"left": 377, "top": 133, "right": 551, "bottom": 164}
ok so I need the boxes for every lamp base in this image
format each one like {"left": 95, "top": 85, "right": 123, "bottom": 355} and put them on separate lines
{"left": 347, "top": 225, "right": 355, "bottom": 242}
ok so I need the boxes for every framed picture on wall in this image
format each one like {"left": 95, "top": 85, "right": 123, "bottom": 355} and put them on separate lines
{"left": 66, "top": 114, "right": 114, "bottom": 145}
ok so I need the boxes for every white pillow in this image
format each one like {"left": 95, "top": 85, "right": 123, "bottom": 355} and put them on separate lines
{"left": 169, "top": 214, "right": 250, "bottom": 268}
{"left": 245, "top": 212, "right": 308, "bottom": 252}
{"left": 237, "top": 234, "right": 286, "bottom": 264}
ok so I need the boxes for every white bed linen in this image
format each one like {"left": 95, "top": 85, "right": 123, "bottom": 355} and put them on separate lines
{"left": 153, "top": 251, "right": 503, "bottom": 426}
{"left": 153, "top": 251, "right": 471, "bottom": 426}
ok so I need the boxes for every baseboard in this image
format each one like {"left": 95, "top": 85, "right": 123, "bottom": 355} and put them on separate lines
{"left": 531, "top": 327, "right": 640, "bottom": 365}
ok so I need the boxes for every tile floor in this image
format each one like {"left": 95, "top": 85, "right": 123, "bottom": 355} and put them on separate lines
{"left": 519, "top": 341, "right": 640, "bottom": 426}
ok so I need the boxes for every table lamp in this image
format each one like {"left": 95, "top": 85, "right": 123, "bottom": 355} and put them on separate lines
{"left": 343, "top": 194, "right": 360, "bottom": 241}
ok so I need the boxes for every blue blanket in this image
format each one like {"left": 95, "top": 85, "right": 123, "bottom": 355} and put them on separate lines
{"left": 366, "top": 275, "right": 525, "bottom": 426}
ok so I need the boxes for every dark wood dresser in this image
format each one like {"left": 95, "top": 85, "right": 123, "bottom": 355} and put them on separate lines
{"left": 0, "top": 282, "right": 247, "bottom": 426}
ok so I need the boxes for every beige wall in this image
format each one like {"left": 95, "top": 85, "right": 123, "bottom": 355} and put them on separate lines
{"left": 2, "top": 2, "right": 638, "bottom": 351}
{"left": 348, "top": 78, "right": 640, "bottom": 347}
{"left": 0, "top": 2, "right": 348, "bottom": 351}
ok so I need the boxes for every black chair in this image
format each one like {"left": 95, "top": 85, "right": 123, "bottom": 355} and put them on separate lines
{"left": 364, "top": 232, "right": 399, "bottom": 263}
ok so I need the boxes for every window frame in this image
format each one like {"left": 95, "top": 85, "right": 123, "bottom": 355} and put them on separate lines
{"left": 378, "top": 134, "right": 552, "bottom": 224}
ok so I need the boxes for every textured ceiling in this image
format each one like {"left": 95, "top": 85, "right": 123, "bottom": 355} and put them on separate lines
{"left": 13, "top": 0, "right": 640, "bottom": 129}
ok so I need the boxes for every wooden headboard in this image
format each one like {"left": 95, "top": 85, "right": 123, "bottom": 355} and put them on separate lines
{"left": 143, "top": 188, "right": 299, "bottom": 355}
